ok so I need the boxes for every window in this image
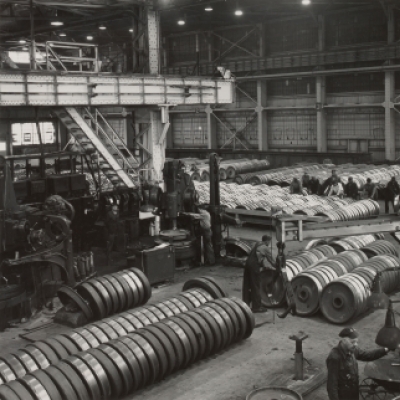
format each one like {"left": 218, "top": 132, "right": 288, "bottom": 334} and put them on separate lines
{"left": 12, "top": 122, "right": 56, "bottom": 146}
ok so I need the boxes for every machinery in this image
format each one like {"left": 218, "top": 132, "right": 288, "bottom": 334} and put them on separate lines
{"left": 152, "top": 159, "right": 199, "bottom": 264}
{"left": 0, "top": 156, "right": 76, "bottom": 328}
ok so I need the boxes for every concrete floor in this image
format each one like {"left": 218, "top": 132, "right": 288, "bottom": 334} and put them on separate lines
{"left": 1, "top": 200, "right": 400, "bottom": 399}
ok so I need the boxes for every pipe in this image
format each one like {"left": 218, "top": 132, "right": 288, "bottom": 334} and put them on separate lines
{"left": 236, "top": 64, "right": 400, "bottom": 81}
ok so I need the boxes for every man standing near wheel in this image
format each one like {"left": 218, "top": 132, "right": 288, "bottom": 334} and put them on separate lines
{"left": 326, "top": 327, "right": 389, "bottom": 400}
{"left": 242, "top": 235, "right": 275, "bottom": 313}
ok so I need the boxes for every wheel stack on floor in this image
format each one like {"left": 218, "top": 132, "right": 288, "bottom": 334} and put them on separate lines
{"left": 0, "top": 276, "right": 256, "bottom": 400}
{"left": 263, "top": 235, "right": 400, "bottom": 324}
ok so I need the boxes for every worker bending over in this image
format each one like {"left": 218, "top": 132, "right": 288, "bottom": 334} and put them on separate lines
{"left": 243, "top": 235, "right": 275, "bottom": 313}
{"left": 326, "top": 327, "right": 389, "bottom": 400}
{"left": 325, "top": 177, "right": 344, "bottom": 198}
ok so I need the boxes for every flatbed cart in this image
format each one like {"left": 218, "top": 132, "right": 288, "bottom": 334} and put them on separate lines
{"left": 359, "top": 358, "right": 400, "bottom": 399}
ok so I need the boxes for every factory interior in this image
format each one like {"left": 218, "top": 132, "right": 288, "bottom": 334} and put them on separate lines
{"left": 1, "top": 0, "right": 400, "bottom": 399}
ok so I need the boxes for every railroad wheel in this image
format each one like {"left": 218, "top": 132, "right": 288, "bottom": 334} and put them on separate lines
{"left": 360, "top": 378, "right": 389, "bottom": 400}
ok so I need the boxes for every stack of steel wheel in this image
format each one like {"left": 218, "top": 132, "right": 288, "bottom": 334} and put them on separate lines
{"left": 290, "top": 249, "right": 369, "bottom": 316}
{"left": 330, "top": 234, "right": 382, "bottom": 252}
{"left": 234, "top": 170, "right": 271, "bottom": 184}
{"left": 360, "top": 240, "right": 399, "bottom": 258}
{"left": 194, "top": 181, "right": 380, "bottom": 218}
{"left": 58, "top": 268, "right": 152, "bottom": 322}
{"left": 315, "top": 199, "right": 380, "bottom": 222}
{"left": 320, "top": 254, "right": 400, "bottom": 324}
{"left": 0, "top": 277, "right": 227, "bottom": 387}
{"left": 0, "top": 297, "right": 254, "bottom": 400}
{"left": 261, "top": 235, "right": 382, "bottom": 309}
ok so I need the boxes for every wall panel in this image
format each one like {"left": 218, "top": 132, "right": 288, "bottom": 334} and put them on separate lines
{"left": 266, "top": 19, "right": 318, "bottom": 54}
{"left": 326, "top": 11, "right": 386, "bottom": 47}
{"left": 267, "top": 110, "right": 316, "bottom": 149}
{"left": 215, "top": 111, "right": 258, "bottom": 149}
{"left": 171, "top": 113, "right": 207, "bottom": 148}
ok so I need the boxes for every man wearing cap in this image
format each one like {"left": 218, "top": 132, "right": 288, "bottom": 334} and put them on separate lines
{"left": 243, "top": 235, "right": 275, "bottom": 313}
{"left": 326, "top": 327, "right": 389, "bottom": 400}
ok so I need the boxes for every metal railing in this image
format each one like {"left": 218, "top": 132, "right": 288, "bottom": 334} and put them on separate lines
{"left": 34, "top": 41, "right": 100, "bottom": 72}
{"left": 84, "top": 107, "right": 139, "bottom": 177}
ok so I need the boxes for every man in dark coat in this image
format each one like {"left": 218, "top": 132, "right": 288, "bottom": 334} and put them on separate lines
{"left": 385, "top": 176, "right": 400, "bottom": 213}
{"left": 345, "top": 176, "right": 359, "bottom": 200}
{"left": 326, "top": 327, "right": 389, "bottom": 400}
{"left": 309, "top": 176, "right": 320, "bottom": 195}
{"left": 242, "top": 235, "right": 275, "bottom": 313}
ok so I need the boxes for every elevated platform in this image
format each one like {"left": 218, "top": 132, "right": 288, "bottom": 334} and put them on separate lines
{"left": 0, "top": 71, "right": 235, "bottom": 106}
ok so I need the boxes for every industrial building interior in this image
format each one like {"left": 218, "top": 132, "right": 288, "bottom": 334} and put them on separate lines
{"left": 1, "top": 0, "right": 400, "bottom": 399}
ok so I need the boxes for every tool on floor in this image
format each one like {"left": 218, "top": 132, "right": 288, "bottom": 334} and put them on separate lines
{"left": 289, "top": 332, "right": 309, "bottom": 380}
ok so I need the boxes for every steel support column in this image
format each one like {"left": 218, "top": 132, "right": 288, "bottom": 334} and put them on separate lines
{"left": 316, "top": 76, "right": 327, "bottom": 152}
{"left": 316, "top": 15, "right": 327, "bottom": 153}
{"left": 146, "top": 6, "right": 160, "bottom": 74}
{"left": 206, "top": 104, "right": 217, "bottom": 149}
{"left": 149, "top": 110, "right": 165, "bottom": 181}
{"left": 256, "top": 80, "right": 268, "bottom": 150}
{"left": 385, "top": 71, "right": 396, "bottom": 160}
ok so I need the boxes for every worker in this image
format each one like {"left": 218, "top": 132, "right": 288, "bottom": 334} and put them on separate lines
{"left": 326, "top": 327, "right": 389, "bottom": 400}
{"left": 321, "top": 169, "right": 341, "bottom": 194}
{"left": 195, "top": 204, "right": 215, "bottom": 266}
{"left": 345, "top": 176, "right": 359, "bottom": 200}
{"left": 325, "top": 176, "right": 344, "bottom": 198}
{"left": 242, "top": 235, "right": 275, "bottom": 313}
{"left": 301, "top": 172, "right": 311, "bottom": 193}
{"left": 385, "top": 176, "right": 400, "bottom": 213}
{"left": 289, "top": 177, "right": 303, "bottom": 195}
{"left": 105, "top": 204, "right": 121, "bottom": 261}
{"left": 309, "top": 176, "right": 320, "bottom": 195}
{"left": 363, "top": 177, "right": 377, "bottom": 200}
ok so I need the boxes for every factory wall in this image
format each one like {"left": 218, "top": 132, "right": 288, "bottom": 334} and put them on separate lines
{"left": 163, "top": 7, "right": 400, "bottom": 163}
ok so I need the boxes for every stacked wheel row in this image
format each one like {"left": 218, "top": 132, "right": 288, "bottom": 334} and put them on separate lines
{"left": 316, "top": 199, "right": 380, "bottom": 222}
{"left": 321, "top": 254, "right": 400, "bottom": 324}
{"left": 0, "top": 297, "right": 254, "bottom": 400}
{"left": 262, "top": 235, "right": 381, "bottom": 308}
{"left": 58, "top": 267, "right": 152, "bottom": 322}
{"left": 0, "top": 277, "right": 226, "bottom": 386}
{"left": 291, "top": 249, "right": 369, "bottom": 316}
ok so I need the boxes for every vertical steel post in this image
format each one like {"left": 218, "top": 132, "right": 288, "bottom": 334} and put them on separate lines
{"left": 209, "top": 153, "right": 221, "bottom": 258}
{"left": 316, "top": 15, "right": 327, "bottom": 153}
{"left": 29, "top": 0, "right": 36, "bottom": 70}
{"left": 385, "top": 5, "right": 396, "bottom": 161}
{"left": 147, "top": 5, "right": 160, "bottom": 74}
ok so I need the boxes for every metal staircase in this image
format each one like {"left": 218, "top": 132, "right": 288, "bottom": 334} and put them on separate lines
{"left": 54, "top": 107, "right": 138, "bottom": 188}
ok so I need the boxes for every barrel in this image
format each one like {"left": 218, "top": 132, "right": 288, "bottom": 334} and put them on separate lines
{"left": 320, "top": 254, "right": 400, "bottom": 324}
{"left": 291, "top": 249, "right": 368, "bottom": 316}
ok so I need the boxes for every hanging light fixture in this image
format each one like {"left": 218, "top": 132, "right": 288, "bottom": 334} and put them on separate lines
{"left": 205, "top": 4, "right": 213, "bottom": 11}
{"left": 51, "top": 21, "right": 64, "bottom": 26}
{"left": 19, "top": 39, "right": 26, "bottom": 44}
{"left": 129, "top": 28, "right": 134, "bottom": 32}
{"left": 59, "top": 32, "right": 67, "bottom": 37}
{"left": 375, "top": 300, "right": 400, "bottom": 350}
{"left": 99, "top": 24, "right": 106, "bottom": 30}
{"left": 302, "top": 0, "right": 311, "bottom": 5}
{"left": 86, "top": 35, "right": 93, "bottom": 41}
{"left": 177, "top": 14, "right": 186, "bottom": 25}
{"left": 234, "top": 0, "right": 243, "bottom": 16}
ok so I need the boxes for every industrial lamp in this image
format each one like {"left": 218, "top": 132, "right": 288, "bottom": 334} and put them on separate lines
{"left": 375, "top": 300, "right": 400, "bottom": 350}
{"left": 367, "top": 271, "right": 391, "bottom": 310}
{"left": 366, "top": 267, "right": 400, "bottom": 350}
